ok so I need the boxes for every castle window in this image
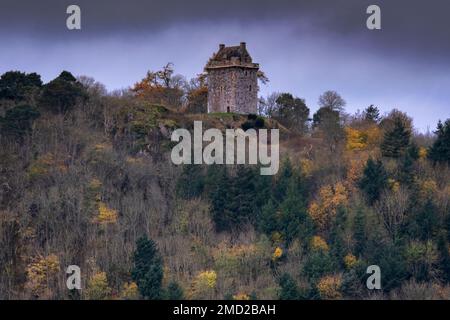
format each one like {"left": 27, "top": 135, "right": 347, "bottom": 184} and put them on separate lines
{"left": 249, "top": 85, "right": 252, "bottom": 92}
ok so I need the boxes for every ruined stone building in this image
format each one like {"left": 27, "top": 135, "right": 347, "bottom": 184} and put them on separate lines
{"left": 205, "top": 42, "right": 259, "bottom": 114}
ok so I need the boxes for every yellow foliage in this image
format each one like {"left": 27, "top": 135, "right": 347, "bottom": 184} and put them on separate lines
{"left": 419, "top": 147, "right": 428, "bottom": 160}
{"left": 28, "top": 153, "right": 67, "bottom": 179}
{"left": 311, "top": 236, "right": 329, "bottom": 252}
{"left": 420, "top": 179, "right": 438, "bottom": 200}
{"left": 388, "top": 178, "right": 400, "bottom": 193}
{"left": 85, "top": 272, "right": 112, "bottom": 300}
{"left": 120, "top": 282, "right": 140, "bottom": 300}
{"left": 317, "top": 275, "right": 342, "bottom": 299}
{"left": 344, "top": 253, "right": 357, "bottom": 269}
{"left": 308, "top": 182, "right": 348, "bottom": 230}
{"left": 345, "top": 159, "right": 365, "bottom": 191}
{"left": 272, "top": 247, "right": 283, "bottom": 261}
{"left": 190, "top": 270, "right": 217, "bottom": 299}
{"left": 300, "top": 159, "right": 313, "bottom": 177}
{"left": 25, "top": 254, "right": 60, "bottom": 297}
{"left": 345, "top": 127, "right": 367, "bottom": 150}
{"left": 95, "top": 202, "right": 118, "bottom": 224}
{"left": 94, "top": 143, "right": 112, "bottom": 152}
{"left": 271, "top": 231, "right": 284, "bottom": 244}
{"left": 233, "top": 293, "right": 250, "bottom": 300}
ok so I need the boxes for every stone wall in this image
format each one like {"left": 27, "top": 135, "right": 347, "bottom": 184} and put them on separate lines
{"left": 207, "top": 67, "right": 258, "bottom": 114}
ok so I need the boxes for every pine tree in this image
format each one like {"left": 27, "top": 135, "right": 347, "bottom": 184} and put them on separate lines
{"left": 428, "top": 119, "right": 450, "bottom": 165}
{"left": 278, "top": 171, "right": 311, "bottom": 244}
{"left": 176, "top": 164, "right": 204, "bottom": 199}
{"left": 131, "top": 237, "right": 163, "bottom": 299}
{"left": 353, "top": 207, "right": 367, "bottom": 257}
{"left": 364, "top": 105, "right": 380, "bottom": 123}
{"left": 278, "top": 273, "right": 300, "bottom": 300}
{"left": 358, "top": 157, "right": 388, "bottom": 205}
{"left": 437, "top": 233, "right": 450, "bottom": 283}
{"left": 230, "top": 166, "right": 258, "bottom": 226}
{"left": 414, "top": 199, "right": 439, "bottom": 241}
{"left": 381, "top": 117, "right": 411, "bottom": 158}
{"left": 207, "top": 165, "right": 233, "bottom": 231}
{"left": 166, "top": 281, "right": 184, "bottom": 300}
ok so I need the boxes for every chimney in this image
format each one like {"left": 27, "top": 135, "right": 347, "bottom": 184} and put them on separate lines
{"left": 219, "top": 44, "right": 225, "bottom": 50}
{"left": 240, "top": 42, "right": 246, "bottom": 50}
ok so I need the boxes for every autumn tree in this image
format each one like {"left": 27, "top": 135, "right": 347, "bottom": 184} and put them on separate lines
{"left": 132, "top": 63, "right": 185, "bottom": 108}
{"left": 131, "top": 237, "right": 163, "bottom": 299}
{"left": 185, "top": 74, "right": 207, "bottom": 113}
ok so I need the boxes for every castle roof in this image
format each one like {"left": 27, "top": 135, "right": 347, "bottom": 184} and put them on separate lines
{"left": 205, "top": 42, "right": 259, "bottom": 70}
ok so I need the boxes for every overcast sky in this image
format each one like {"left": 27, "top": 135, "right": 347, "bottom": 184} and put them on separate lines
{"left": 1, "top": 0, "right": 449, "bottom": 131}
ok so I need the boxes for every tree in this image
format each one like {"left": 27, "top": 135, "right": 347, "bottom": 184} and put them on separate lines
{"left": 176, "top": 164, "right": 204, "bottom": 199}
{"left": 186, "top": 74, "right": 207, "bottom": 113}
{"left": 312, "top": 106, "right": 344, "bottom": 152}
{"left": 352, "top": 207, "right": 367, "bottom": 257}
{"left": 39, "top": 71, "right": 87, "bottom": 114}
{"left": 0, "top": 71, "right": 42, "bottom": 101}
{"left": 131, "top": 237, "right": 163, "bottom": 299}
{"left": 278, "top": 273, "right": 301, "bottom": 300}
{"left": 132, "top": 63, "right": 185, "bottom": 108}
{"left": 318, "top": 90, "right": 346, "bottom": 112}
{"left": 0, "top": 104, "right": 40, "bottom": 138}
{"left": 428, "top": 119, "right": 450, "bottom": 165}
{"left": 381, "top": 117, "right": 411, "bottom": 158}
{"left": 166, "top": 281, "right": 184, "bottom": 300}
{"left": 363, "top": 105, "right": 380, "bottom": 123}
{"left": 272, "top": 93, "right": 310, "bottom": 133}
{"left": 358, "top": 157, "right": 388, "bottom": 205}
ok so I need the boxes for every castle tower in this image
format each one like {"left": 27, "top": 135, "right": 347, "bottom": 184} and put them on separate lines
{"left": 205, "top": 42, "right": 259, "bottom": 114}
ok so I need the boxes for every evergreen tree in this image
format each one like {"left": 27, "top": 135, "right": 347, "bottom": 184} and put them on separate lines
{"left": 272, "top": 158, "right": 293, "bottom": 203}
{"left": 352, "top": 207, "right": 367, "bottom": 257}
{"left": 259, "top": 199, "right": 278, "bottom": 235}
{"left": 364, "top": 105, "right": 380, "bottom": 123}
{"left": 413, "top": 199, "right": 439, "bottom": 241}
{"left": 230, "top": 166, "right": 258, "bottom": 226}
{"left": 278, "top": 273, "right": 300, "bottom": 300}
{"left": 358, "top": 157, "right": 388, "bottom": 205}
{"left": 381, "top": 117, "right": 411, "bottom": 158}
{"left": 428, "top": 119, "right": 450, "bottom": 165}
{"left": 330, "top": 207, "right": 347, "bottom": 266}
{"left": 278, "top": 170, "right": 311, "bottom": 244}
{"left": 207, "top": 166, "right": 233, "bottom": 231}
{"left": 0, "top": 104, "right": 40, "bottom": 138}
{"left": 131, "top": 237, "right": 163, "bottom": 299}
{"left": 39, "top": 71, "right": 87, "bottom": 114}
{"left": 165, "top": 281, "right": 184, "bottom": 300}
{"left": 176, "top": 164, "right": 204, "bottom": 199}
{"left": 437, "top": 233, "right": 450, "bottom": 283}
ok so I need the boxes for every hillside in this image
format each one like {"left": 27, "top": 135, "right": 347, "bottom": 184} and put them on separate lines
{"left": 1, "top": 70, "right": 450, "bottom": 300}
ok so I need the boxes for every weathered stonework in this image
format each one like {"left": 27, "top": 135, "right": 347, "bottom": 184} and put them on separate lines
{"left": 205, "top": 42, "right": 259, "bottom": 114}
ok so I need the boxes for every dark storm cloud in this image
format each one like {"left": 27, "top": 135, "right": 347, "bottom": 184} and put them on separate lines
{"left": 1, "top": 0, "right": 450, "bottom": 60}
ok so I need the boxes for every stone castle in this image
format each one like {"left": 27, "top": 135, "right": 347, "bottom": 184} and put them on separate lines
{"left": 205, "top": 42, "right": 259, "bottom": 114}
